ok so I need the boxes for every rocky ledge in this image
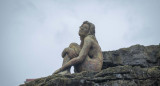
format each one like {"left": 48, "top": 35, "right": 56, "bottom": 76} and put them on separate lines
{"left": 20, "top": 44, "right": 160, "bottom": 86}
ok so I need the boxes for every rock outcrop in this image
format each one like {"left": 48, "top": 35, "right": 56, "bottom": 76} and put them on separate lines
{"left": 20, "top": 44, "right": 160, "bottom": 86}
{"left": 102, "top": 44, "right": 160, "bottom": 69}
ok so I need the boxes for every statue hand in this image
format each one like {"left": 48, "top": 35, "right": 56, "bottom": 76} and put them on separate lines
{"left": 53, "top": 68, "right": 61, "bottom": 75}
{"left": 67, "top": 48, "right": 78, "bottom": 59}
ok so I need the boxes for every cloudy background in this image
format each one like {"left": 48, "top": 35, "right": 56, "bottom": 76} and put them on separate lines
{"left": 0, "top": 0, "right": 160, "bottom": 86}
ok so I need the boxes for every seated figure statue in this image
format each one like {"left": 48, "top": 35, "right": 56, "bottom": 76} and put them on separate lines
{"left": 53, "top": 21, "right": 103, "bottom": 74}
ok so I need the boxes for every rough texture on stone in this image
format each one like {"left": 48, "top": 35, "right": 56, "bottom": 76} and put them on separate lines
{"left": 20, "top": 44, "right": 160, "bottom": 86}
{"left": 102, "top": 44, "right": 160, "bottom": 69}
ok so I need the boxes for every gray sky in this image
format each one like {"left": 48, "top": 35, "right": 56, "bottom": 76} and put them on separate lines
{"left": 0, "top": 0, "right": 160, "bottom": 86}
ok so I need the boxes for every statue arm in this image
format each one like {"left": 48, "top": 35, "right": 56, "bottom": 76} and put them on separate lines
{"left": 54, "top": 37, "right": 92, "bottom": 74}
{"left": 62, "top": 48, "right": 68, "bottom": 58}
{"left": 62, "top": 47, "right": 78, "bottom": 59}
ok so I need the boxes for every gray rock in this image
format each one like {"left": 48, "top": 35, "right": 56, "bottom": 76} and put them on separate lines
{"left": 20, "top": 66, "right": 160, "bottom": 86}
{"left": 102, "top": 44, "right": 160, "bottom": 69}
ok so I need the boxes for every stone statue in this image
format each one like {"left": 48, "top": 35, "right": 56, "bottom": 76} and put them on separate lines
{"left": 53, "top": 21, "right": 103, "bottom": 74}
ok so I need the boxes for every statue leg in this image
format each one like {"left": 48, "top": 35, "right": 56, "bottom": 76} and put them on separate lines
{"left": 71, "top": 45, "right": 81, "bottom": 73}
{"left": 58, "top": 43, "right": 81, "bottom": 74}
{"left": 58, "top": 54, "right": 71, "bottom": 75}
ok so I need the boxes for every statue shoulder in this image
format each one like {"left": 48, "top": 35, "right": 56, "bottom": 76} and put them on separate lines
{"left": 84, "top": 35, "right": 93, "bottom": 41}
{"left": 85, "top": 35, "right": 96, "bottom": 41}
{"left": 84, "top": 35, "right": 97, "bottom": 45}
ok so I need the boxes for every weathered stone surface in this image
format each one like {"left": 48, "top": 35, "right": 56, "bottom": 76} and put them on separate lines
{"left": 20, "top": 66, "right": 160, "bottom": 86}
{"left": 20, "top": 44, "right": 160, "bottom": 86}
{"left": 102, "top": 44, "right": 160, "bottom": 69}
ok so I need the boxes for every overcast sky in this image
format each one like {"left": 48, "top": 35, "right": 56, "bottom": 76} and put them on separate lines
{"left": 0, "top": 0, "right": 160, "bottom": 86}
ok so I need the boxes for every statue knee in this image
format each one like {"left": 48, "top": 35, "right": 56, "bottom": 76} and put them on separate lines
{"left": 69, "top": 43, "right": 81, "bottom": 54}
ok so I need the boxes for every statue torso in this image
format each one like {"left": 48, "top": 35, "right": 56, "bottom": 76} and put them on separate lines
{"left": 74, "top": 35, "right": 103, "bottom": 72}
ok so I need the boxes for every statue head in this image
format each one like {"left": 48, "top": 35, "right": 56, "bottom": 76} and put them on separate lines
{"left": 79, "top": 21, "right": 95, "bottom": 37}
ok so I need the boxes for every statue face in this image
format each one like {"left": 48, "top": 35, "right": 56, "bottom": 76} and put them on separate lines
{"left": 79, "top": 24, "right": 89, "bottom": 36}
